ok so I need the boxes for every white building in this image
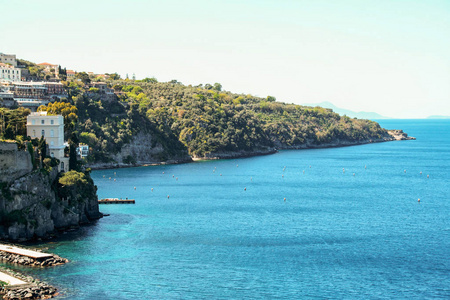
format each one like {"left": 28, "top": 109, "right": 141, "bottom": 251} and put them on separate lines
{"left": 0, "top": 63, "right": 22, "bottom": 81}
{"left": 26, "top": 111, "right": 69, "bottom": 172}
{"left": 0, "top": 53, "right": 17, "bottom": 67}
{"left": 76, "top": 144, "right": 89, "bottom": 158}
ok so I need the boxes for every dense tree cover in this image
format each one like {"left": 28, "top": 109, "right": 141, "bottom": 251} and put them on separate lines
{"left": 1, "top": 70, "right": 390, "bottom": 162}
{"left": 106, "top": 80, "right": 389, "bottom": 157}
{"left": 36, "top": 88, "right": 186, "bottom": 163}
{"left": 0, "top": 107, "right": 30, "bottom": 140}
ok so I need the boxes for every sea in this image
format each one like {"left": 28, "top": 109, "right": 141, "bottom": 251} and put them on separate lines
{"left": 11, "top": 120, "right": 450, "bottom": 299}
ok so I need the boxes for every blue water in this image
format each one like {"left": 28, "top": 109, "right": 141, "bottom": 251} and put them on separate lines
{"left": 18, "top": 120, "right": 450, "bottom": 299}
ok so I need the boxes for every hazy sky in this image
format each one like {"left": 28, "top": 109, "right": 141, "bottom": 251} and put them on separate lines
{"left": 1, "top": 0, "right": 449, "bottom": 118}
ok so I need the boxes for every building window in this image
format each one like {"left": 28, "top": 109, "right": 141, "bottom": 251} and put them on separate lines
{"left": 50, "top": 141, "right": 54, "bottom": 146}
{"left": 33, "top": 130, "right": 36, "bottom": 137}
{"left": 51, "top": 120, "right": 54, "bottom": 125}
{"left": 41, "top": 130, "right": 45, "bottom": 137}
{"left": 51, "top": 152, "right": 54, "bottom": 157}
{"left": 41, "top": 120, "right": 45, "bottom": 124}
{"left": 60, "top": 162, "right": 64, "bottom": 172}
{"left": 51, "top": 130, "right": 54, "bottom": 137}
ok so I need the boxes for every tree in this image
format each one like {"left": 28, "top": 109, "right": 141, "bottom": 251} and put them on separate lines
{"left": 3, "top": 125, "right": 14, "bottom": 140}
{"left": 107, "top": 73, "right": 121, "bottom": 80}
{"left": 213, "top": 83, "right": 222, "bottom": 91}
{"left": 75, "top": 72, "right": 91, "bottom": 84}
{"left": 38, "top": 136, "right": 47, "bottom": 164}
{"left": 267, "top": 96, "right": 276, "bottom": 102}
{"left": 141, "top": 77, "right": 157, "bottom": 83}
{"left": 27, "top": 142, "right": 37, "bottom": 170}
{"left": 59, "top": 170, "right": 87, "bottom": 186}
{"left": 68, "top": 132, "right": 79, "bottom": 171}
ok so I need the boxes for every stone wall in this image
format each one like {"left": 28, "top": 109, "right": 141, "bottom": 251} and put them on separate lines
{"left": 0, "top": 142, "right": 32, "bottom": 183}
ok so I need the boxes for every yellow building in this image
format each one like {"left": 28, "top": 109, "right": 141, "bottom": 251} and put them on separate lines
{"left": 26, "top": 111, "right": 69, "bottom": 172}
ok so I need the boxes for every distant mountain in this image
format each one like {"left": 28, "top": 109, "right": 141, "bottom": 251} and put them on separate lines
{"left": 302, "top": 101, "right": 391, "bottom": 120}
{"left": 427, "top": 115, "right": 450, "bottom": 119}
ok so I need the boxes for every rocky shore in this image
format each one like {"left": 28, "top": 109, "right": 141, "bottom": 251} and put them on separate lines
{"left": 192, "top": 148, "right": 277, "bottom": 161}
{"left": 89, "top": 130, "right": 415, "bottom": 169}
{"left": 87, "top": 156, "right": 193, "bottom": 170}
{"left": 387, "top": 129, "right": 416, "bottom": 140}
{"left": 0, "top": 267, "right": 57, "bottom": 300}
{"left": 0, "top": 250, "right": 68, "bottom": 268}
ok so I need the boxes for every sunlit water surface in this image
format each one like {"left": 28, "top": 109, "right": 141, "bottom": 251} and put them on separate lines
{"left": 8, "top": 120, "right": 450, "bottom": 299}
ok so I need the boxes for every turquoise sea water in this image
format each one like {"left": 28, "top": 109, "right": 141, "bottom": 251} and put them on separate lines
{"left": 13, "top": 120, "right": 450, "bottom": 299}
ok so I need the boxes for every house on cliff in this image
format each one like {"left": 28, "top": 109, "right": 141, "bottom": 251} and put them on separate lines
{"left": 26, "top": 111, "right": 69, "bottom": 172}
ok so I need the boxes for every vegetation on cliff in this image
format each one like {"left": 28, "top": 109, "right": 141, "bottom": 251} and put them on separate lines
{"left": 1, "top": 54, "right": 393, "bottom": 163}
{"left": 1, "top": 76, "right": 390, "bottom": 162}
{"left": 73, "top": 80, "right": 387, "bottom": 160}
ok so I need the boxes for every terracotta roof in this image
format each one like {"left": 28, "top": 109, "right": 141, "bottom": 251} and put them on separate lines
{"left": 38, "top": 62, "right": 58, "bottom": 66}
{"left": 0, "top": 63, "right": 14, "bottom": 68}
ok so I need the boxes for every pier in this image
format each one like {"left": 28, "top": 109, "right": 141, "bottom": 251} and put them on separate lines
{"left": 0, "top": 271, "right": 28, "bottom": 288}
{"left": 0, "top": 245, "right": 53, "bottom": 260}
{"left": 98, "top": 198, "right": 135, "bottom": 204}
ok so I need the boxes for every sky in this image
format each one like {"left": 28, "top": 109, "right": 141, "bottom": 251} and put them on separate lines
{"left": 1, "top": 0, "right": 449, "bottom": 118}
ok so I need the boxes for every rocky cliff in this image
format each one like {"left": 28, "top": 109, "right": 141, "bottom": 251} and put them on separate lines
{"left": 87, "top": 131, "right": 192, "bottom": 169}
{"left": 0, "top": 142, "right": 101, "bottom": 241}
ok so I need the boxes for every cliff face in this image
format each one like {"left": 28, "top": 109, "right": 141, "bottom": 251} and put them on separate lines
{"left": 87, "top": 131, "right": 192, "bottom": 169}
{"left": 0, "top": 142, "right": 33, "bottom": 183}
{"left": 0, "top": 142, "right": 101, "bottom": 242}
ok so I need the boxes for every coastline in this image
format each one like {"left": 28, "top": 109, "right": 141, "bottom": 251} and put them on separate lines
{"left": 88, "top": 131, "right": 415, "bottom": 170}
{"left": 0, "top": 243, "right": 67, "bottom": 299}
